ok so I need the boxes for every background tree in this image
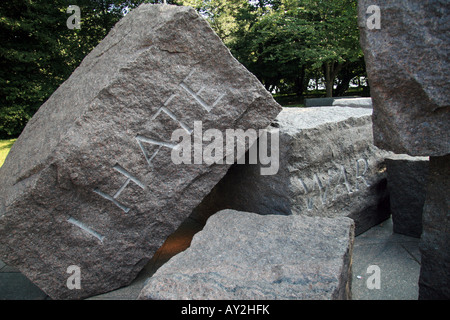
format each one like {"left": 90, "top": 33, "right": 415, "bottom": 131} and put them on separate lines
{"left": 0, "top": 0, "right": 68, "bottom": 137}
{"left": 333, "top": 56, "right": 367, "bottom": 97}
{"left": 0, "top": 0, "right": 179, "bottom": 138}
{"left": 181, "top": 0, "right": 249, "bottom": 43}
{"left": 184, "top": 0, "right": 364, "bottom": 98}
{"left": 231, "top": 9, "right": 315, "bottom": 96}
{"left": 298, "top": 0, "right": 362, "bottom": 97}
{"left": 1, "top": 0, "right": 365, "bottom": 138}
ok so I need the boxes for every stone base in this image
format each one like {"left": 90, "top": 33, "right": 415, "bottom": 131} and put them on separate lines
{"left": 138, "top": 210, "right": 355, "bottom": 300}
{"left": 386, "top": 155, "right": 429, "bottom": 238}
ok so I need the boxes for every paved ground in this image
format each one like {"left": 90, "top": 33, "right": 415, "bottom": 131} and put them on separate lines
{"left": 0, "top": 217, "right": 420, "bottom": 300}
{"left": 351, "top": 218, "right": 420, "bottom": 300}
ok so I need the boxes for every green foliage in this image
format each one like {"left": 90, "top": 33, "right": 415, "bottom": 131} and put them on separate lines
{"left": 0, "top": 0, "right": 180, "bottom": 138}
{"left": 182, "top": 0, "right": 250, "bottom": 42}
{"left": 298, "top": 0, "right": 362, "bottom": 97}
{"left": 231, "top": 7, "right": 316, "bottom": 93}
{"left": 0, "top": 1, "right": 68, "bottom": 137}
{"left": 62, "top": 1, "right": 180, "bottom": 67}
{"left": 185, "top": 0, "right": 365, "bottom": 98}
{"left": 0, "top": 106, "right": 31, "bottom": 138}
{"left": 1, "top": 0, "right": 366, "bottom": 138}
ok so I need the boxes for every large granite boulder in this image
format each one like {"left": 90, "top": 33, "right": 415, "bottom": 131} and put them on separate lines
{"left": 358, "top": 1, "right": 450, "bottom": 156}
{"left": 138, "top": 209, "right": 355, "bottom": 300}
{"left": 191, "top": 107, "right": 391, "bottom": 235}
{"left": 358, "top": 0, "right": 450, "bottom": 299}
{"left": 0, "top": 4, "right": 281, "bottom": 299}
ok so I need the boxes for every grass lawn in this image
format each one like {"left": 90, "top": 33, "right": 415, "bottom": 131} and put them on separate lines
{"left": 0, "top": 139, "right": 16, "bottom": 168}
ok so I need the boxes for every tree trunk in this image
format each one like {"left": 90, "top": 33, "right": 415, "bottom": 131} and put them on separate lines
{"left": 325, "top": 80, "right": 333, "bottom": 97}
{"left": 294, "top": 65, "right": 307, "bottom": 97}
{"left": 334, "top": 73, "right": 353, "bottom": 97}
{"left": 323, "top": 62, "right": 344, "bottom": 98}
{"left": 324, "top": 62, "right": 333, "bottom": 98}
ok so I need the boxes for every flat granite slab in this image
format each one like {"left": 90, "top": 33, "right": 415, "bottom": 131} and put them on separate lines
{"left": 138, "top": 209, "right": 355, "bottom": 300}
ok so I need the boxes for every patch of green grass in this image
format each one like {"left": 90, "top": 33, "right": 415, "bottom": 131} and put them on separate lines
{"left": 0, "top": 139, "right": 16, "bottom": 168}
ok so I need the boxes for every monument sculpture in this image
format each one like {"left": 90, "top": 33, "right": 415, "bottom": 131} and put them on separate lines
{"left": 191, "top": 107, "right": 391, "bottom": 236}
{"left": 0, "top": 4, "right": 281, "bottom": 299}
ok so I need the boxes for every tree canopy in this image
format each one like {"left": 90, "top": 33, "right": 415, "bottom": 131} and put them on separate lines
{"left": 183, "top": 0, "right": 365, "bottom": 97}
{"left": 0, "top": 0, "right": 366, "bottom": 138}
{"left": 0, "top": 0, "right": 178, "bottom": 138}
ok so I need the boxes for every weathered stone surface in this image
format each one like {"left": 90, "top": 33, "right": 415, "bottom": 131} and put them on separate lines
{"left": 138, "top": 209, "right": 355, "bottom": 300}
{"left": 358, "top": 0, "right": 450, "bottom": 156}
{"left": 191, "top": 107, "right": 391, "bottom": 235}
{"left": 385, "top": 155, "right": 429, "bottom": 238}
{"left": 359, "top": 0, "right": 449, "bottom": 300}
{"left": 419, "top": 155, "right": 450, "bottom": 300}
{"left": 0, "top": 4, "right": 281, "bottom": 299}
